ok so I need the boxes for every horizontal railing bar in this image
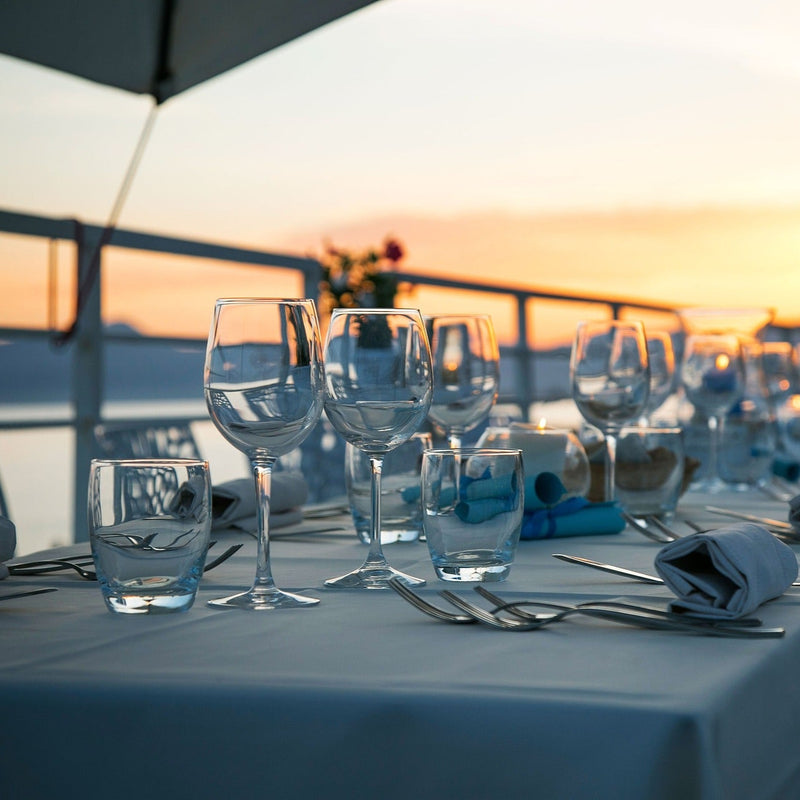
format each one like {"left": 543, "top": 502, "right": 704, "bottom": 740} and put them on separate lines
{"left": 0, "top": 208, "right": 319, "bottom": 274}
{"left": 0, "top": 209, "right": 80, "bottom": 241}
{"left": 394, "top": 271, "right": 681, "bottom": 315}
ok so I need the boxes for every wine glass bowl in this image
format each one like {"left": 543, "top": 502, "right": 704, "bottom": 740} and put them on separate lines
{"left": 761, "top": 341, "right": 799, "bottom": 406}
{"left": 425, "top": 314, "right": 500, "bottom": 448}
{"left": 679, "top": 333, "right": 745, "bottom": 491}
{"left": 570, "top": 320, "right": 650, "bottom": 501}
{"left": 323, "top": 309, "right": 433, "bottom": 589}
{"left": 204, "top": 298, "right": 325, "bottom": 610}
{"left": 678, "top": 307, "right": 774, "bottom": 338}
{"left": 641, "top": 330, "right": 676, "bottom": 423}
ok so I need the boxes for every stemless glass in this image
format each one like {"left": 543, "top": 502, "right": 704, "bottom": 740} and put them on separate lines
{"left": 640, "top": 330, "right": 675, "bottom": 424}
{"left": 679, "top": 333, "right": 745, "bottom": 492}
{"left": 323, "top": 309, "right": 433, "bottom": 588}
{"left": 425, "top": 314, "right": 500, "bottom": 448}
{"left": 570, "top": 320, "right": 650, "bottom": 501}
{"left": 204, "top": 298, "right": 324, "bottom": 610}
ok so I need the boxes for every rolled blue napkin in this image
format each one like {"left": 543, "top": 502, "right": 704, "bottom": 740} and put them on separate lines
{"left": 519, "top": 472, "right": 625, "bottom": 540}
{"left": 211, "top": 472, "right": 309, "bottom": 533}
{"left": 773, "top": 456, "right": 800, "bottom": 483}
{"left": 0, "top": 515, "right": 16, "bottom": 580}
{"left": 453, "top": 470, "right": 521, "bottom": 524}
{"left": 413, "top": 468, "right": 624, "bottom": 535}
{"left": 654, "top": 523, "right": 798, "bottom": 619}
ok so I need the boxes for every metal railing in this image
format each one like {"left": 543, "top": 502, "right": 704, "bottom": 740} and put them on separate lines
{"left": 0, "top": 207, "right": 682, "bottom": 541}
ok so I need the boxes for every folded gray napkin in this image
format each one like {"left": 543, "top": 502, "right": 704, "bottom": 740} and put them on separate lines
{"left": 0, "top": 516, "right": 17, "bottom": 580}
{"left": 654, "top": 523, "right": 798, "bottom": 619}
{"left": 211, "top": 472, "right": 309, "bottom": 534}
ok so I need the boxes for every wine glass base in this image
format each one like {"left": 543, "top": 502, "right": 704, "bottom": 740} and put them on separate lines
{"left": 324, "top": 564, "right": 425, "bottom": 590}
{"left": 208, "top": 587, "right": 320, "bottom": 610}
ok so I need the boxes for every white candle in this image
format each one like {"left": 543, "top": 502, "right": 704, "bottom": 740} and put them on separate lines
{"left": 508, "top": 422, "right": 568, "bottom": 477}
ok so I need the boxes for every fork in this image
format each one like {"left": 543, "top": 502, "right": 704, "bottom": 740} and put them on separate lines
{"left": 474, "top": 586, "right": 762, "bottom": 628}
{"left": 387, "top": 577, "right": 475, "bottom": 623}
{"left": 8, "top": 541, "right": 243, "bottom": 581}
{"left": 620, "top": 511, "right": 679, "bottom": 543}
{"left": 439, "top": 590, "right": 785, "bottom": 637}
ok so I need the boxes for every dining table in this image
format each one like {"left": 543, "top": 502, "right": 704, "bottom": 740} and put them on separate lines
{"left": 2, "top": 485, "right": 800, "bottom": 800}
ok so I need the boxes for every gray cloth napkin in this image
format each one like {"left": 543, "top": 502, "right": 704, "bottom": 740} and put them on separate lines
{"left": 654, "top": 523, "right": 798, "bottom": 619}
{"left": 0, "top": 516, "right": 17, "bottom": 580}
{"left": 211, "top": 472, "right": 309, "bottom": 534}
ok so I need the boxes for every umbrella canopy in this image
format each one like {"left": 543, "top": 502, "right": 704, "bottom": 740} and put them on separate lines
{"left": 0, "top": 0, "right": 379, "bottom": 103}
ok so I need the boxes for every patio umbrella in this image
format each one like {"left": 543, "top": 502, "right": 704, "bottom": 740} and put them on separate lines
{"left": 0, "top": 0, "right": 380, "bottom": 103}
{"left": 0, "top": 0, "right": 380, "bottom": 338}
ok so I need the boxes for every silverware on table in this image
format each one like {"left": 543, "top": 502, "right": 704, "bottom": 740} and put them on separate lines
{"left": 704, "top": 506, "right": 795, "bottom": 532}
{"left": 552, "top": 552, "right": 665, "bottom": 584}
{"left": 389, "top": 580, "right": 785, "bottom": 637}
{"left": 620, "top": 510, "right": 677, "bottom": 543}
{"left": 552, "top": 552, "right": 800, "bottom": 588}
{"left": 387, "top": 578, "right": 474, "bottom": 623}
{"left": 271, "top": 525, "right": 348, "bottom": 538}
{"left": 0, "top": 587, "right": 58, "bottom": 602}
{"left": 439, "top": 588, "right": 785, "bottom": 637}
{"left": 7, "top": 541, "right": 243, "bottom": 580}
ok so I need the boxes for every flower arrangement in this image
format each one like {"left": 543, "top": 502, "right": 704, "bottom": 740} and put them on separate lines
{"left": 317, "top": 236, "right": 407, "bottom": 317}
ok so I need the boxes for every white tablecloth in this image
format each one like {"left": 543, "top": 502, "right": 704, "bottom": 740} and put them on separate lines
{"left": 2, "top": 488, "right": 800, "bottom": 800}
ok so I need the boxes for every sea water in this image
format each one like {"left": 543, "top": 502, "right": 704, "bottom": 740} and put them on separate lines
{"left": 1, "top": 400, "right": 245, "bottom": 556}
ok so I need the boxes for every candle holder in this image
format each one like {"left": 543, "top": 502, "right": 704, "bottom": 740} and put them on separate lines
{"left": 478, "top": 422, "right": 590, "bottom": 498}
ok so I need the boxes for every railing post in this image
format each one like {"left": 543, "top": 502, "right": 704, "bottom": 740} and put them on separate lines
{"left": 303, "top": 260, "right": 319, "bottom": 303}
{"left": 516, "top": 293, "right": 533, "bottom": 418}
{"left": 71, "top": 226, "right": 104, "bottom": 542}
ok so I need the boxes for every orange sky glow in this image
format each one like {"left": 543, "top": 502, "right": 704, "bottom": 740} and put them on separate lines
{"left": 4, "top": 205, "right": 799, "bottom": 350}
{"left": 4, "top": 2, "right": 800, "bottom": 349}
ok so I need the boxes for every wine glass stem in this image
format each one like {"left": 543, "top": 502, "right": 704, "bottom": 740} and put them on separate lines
{"left": 252, "top": 457, "right": 277, "bottom": 591}
{"left": 604, "top": 432, "right": 618, "bottom": 502}
{"left": 447, "top": 432, "right": 463, "bottom": 449}
{"left": 365, "top": 455, "right": 389, "bottom": 567}
{"left": 707, "top": 415, "right": 720, "bottom": 483}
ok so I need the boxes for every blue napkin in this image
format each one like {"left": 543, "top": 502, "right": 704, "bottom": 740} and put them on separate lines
{"left": 654, "top": 523, "right": 798, "bottom": 619}
{"left": 773, "top": 456, "right": 800, "bottom": 483}
{"left": 413, "top": 469, "right": 624, "bottom": 535}
{"left": 452, "top": 471, "right": 521, "bottom": 524}
{"left": 519, "top": 473, "right": 625, "bottom": 540}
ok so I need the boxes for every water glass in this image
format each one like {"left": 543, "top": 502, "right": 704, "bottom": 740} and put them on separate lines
{"left": 615, "top": 428, "right": 684, "bottom": 519}
{"left": 346, "top": 432, "right": 431, "bottom": 544}
{"left": 88, "top": 458, "right": 212, "bottom": 614}
{"left": 421, "top": 448, "right": 524, "bottom": 582}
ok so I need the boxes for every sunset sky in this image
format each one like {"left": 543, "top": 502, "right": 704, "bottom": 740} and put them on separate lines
{"left": 3, "top": 0, "right": 800, "bottom": 344}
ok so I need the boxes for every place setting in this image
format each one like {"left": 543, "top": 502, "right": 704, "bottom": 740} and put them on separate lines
{"left": 6, "top": 299, "right": 800, "bottom": 640}
{"left": 381, "top": 313, "right": 800, "bottom": 639}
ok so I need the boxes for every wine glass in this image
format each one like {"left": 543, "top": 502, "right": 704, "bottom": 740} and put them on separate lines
{"left": 762, "top": 342, "right": 798, "bottom": 408}
{"left": 425, "top": 314, "right": 500, "bottom": 448}
{"left": 570, "top": 320, "right": 650, "bottom": 501}
{"left": 639, "top": 330, "right": 676, "bottom": 424}
{"left": 323, "top": 309, "right": 433, "bottom": 589}
{"left": 204, "top": 298, "right": 325, "bottom": 610}
{"left": 679, "top": 333, "right": 745, "bottom": 492}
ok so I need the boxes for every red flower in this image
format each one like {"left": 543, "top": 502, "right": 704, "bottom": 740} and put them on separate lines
{"left": 383, "top": 238, "right": 404, "bottom": 263}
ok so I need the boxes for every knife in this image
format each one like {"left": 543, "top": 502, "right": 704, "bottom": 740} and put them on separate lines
{"left": 0, "top": 587, "right": 58, "bottom": 602}
{"left": 552, "top": 553, "right": 665, "bottom": 584}
{"left": 552, "top": 553, "right": 800, "bottom": 588}
{"left": 704, "top": 506, "right": 795, "bottom": 532}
